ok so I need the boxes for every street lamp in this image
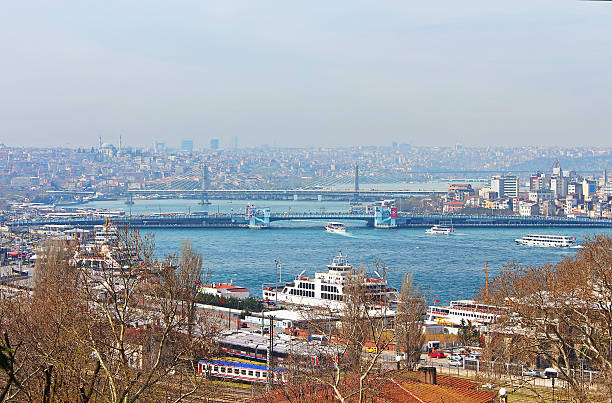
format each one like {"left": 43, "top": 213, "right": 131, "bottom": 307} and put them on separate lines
{"left": 499, "top": 387, "right": 507, "bottom": 403}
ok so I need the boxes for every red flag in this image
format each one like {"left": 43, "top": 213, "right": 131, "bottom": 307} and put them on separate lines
{"left": 434, "top": 299, "right": 439, "bottom": 303}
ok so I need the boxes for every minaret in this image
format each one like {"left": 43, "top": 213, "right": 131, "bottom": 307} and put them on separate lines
{"left": 98, "top": 136, "right": 102, "bottom": 149}
{"left": 119, "top": 135, "right": 122, "bottom": 152}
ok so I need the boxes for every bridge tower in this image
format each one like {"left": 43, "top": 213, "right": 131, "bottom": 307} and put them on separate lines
{"left": 125, "top": 193, "right": 134, "bottom": 205}
{"left": 373, "top": 206, "right": 397, "bottom": 228}
{"left": 246, "top": 205, "right": 270, "bottom": 229}
{"left": 200, "top": 165, "right": 211, "bottom": 205}
{"left": 353, "top": 164, "right": 359, "bottom": 203}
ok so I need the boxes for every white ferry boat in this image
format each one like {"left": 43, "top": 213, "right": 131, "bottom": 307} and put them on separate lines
{"left": 425, "top": 225, "right": 454, "bottom": 235}
{"left": 262, "top": 252, "right": 397, "bottom": 311}
{"left": 515, "top": 234, "right": 576, "bottom": 247}
{"left": 325, "top": 222, "right": 346, "bottom": 234}
{"left": 425, "top": 300, "right": 503, "bottom": 334}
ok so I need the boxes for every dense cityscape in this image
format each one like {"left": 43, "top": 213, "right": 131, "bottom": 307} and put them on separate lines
{"left": 3, "top": 1, "right": 612, "bottom": 401}
{"left": 1, "top": 142, "right": 612, "bottom": 402}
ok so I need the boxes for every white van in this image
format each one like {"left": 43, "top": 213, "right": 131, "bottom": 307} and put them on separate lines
{"left": 310, "top": 334, "right": 328, "bottom": 344}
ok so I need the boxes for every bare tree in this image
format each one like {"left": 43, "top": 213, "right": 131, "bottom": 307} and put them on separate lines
{"left": 394, "top": 274, "right": 426, "bottom": 370}
{"left": 0, "top": 230, "right": 216, "bottom": 402}
{"left": 485, "top": 235, "right": 612, "bottom": 401}
{"left": 283, "top": 264, "right": 396, "bottom": 403}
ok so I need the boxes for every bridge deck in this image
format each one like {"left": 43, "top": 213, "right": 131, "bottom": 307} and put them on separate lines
{"left": 7, "top": 213, "right": 612, "bottom": 228}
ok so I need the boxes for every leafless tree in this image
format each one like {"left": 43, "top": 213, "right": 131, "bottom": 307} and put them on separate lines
{"left": 394, "top": 274, "right": 426, "bottom": 370}
{"left": 282, "top": 264, "right": 396, "bottom": 403}
{"left": 485, "top": 235, "right": 612, "bottom": 401}
{"left": 0, "top": 230, "right": 216, "bottom": 402}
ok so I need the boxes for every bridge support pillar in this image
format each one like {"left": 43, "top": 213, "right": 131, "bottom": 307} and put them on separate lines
{"left": 247, "top": 206, "right": 270, "bottom": 229}
{"left": 200, "top": 191, "right": 210, "bottom": 205}
{"left": 317, "top": 194, "right": 323, "bottom": 201}
{"left": 293, "top": 194, "right": 298, "bottom": 201}
{"left": 373, "top": 206, "right": 397, "bottom": 229}
{"left": 125, "top": 193, "right": 134, "bottom": 205}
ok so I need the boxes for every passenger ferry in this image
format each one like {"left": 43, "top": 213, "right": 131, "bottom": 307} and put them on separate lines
{"left": 262, "top": 252, "right": 397, "bottom": 311}
{"left": 515, "top": 234, "right": 576, "bottom": 247}
{"left": 425, "top": 225, "right": 454, "bottom": 235}
{"left": 325, "top": 222, "right": 346, "bottom": 234}
{"left": 425, "top": 300, "right": 503, "bottom": 334}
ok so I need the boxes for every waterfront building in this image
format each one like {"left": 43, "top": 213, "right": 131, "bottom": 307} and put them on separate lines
{"left": 528, "top": 190, "right": 554, "bottom": 203}
{"left": 447, "top": 183, "right": 474, "bottom": 201}
{"left": 464, "top": 195, "right": 484, "bottom": 207}
{"left": 530, "top": 173, "right": 550, "bottom": 192}
{"left": 583, "top": 179, "right": 597, "bottom": 201}
{"left": 550, "top": 176, "right": 568, "bottom": 198}
{"left": 491, "top": 175, "right": 519, "bottom": 198}
{"left": 568, "top": 182, "right": 583, "bottom": 201}
{"left": 199, "top": 282, "right": 250, "bottom": 300}
{"left": 519, "top": 201, "right": 539, "bottom": 217}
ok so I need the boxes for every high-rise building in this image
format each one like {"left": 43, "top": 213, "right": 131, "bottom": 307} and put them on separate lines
{"left": 154, "top": 142, "right": 166, "bottom": 153}
{"left": 550, "top": 176, "right": 568, "bottom": 198}
{"left": 491, "top": 175, "right": 519, "bottom": 198}
{"left": 210, "top": 139, "right": 219, "bottom": 150}
{"left": 181, "top": 139, "right": 194, "bottom": 151}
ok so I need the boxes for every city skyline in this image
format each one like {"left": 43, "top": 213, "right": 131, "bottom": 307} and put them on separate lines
{"left": 1, "top": 1, "right": 612, "bottom": 148}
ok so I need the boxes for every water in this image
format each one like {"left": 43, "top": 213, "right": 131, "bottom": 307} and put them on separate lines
{"left": 76, "top": 199, "right": 612, "bottom": 304}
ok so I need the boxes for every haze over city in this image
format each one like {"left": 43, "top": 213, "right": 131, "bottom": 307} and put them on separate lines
{"left": 1, "top": 1, "right": 612, "bottom": 149}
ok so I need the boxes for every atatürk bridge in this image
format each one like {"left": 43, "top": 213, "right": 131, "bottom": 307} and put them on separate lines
{"left": 8, "top": 207, "right": 612, "bottom": 230}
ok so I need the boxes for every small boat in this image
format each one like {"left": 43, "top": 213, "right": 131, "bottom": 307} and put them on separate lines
{"left": 325, "top": 222, "right": 346, "bottom": 234}
{"left": 426, "top": 225, "right": 454, "bottom": 235}
{"left": 515, "top": 234, "right": 576, "bottom": 247}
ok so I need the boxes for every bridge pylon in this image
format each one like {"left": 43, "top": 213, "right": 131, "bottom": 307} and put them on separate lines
{"left": 373, "top": 206, "right": 397, "bottom": 229}
{"left": 353, "top": 164, "right": 359, "bottom": 203}
{"left": 200, "top": 165, "right": 211, "bottom": 205}
{"left": 125, "top": 193, "right": 134, "bottom": 205}
{"left": 246, "top": 205, "right": 270, "bottom": 229}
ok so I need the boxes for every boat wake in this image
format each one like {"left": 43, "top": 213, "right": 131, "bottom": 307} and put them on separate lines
{"left": 328, "top": 231, "right": 371, "bottom": 239}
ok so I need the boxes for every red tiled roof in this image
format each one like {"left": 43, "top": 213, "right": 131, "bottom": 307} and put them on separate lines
{"left": 206, "top": 283, "right": 249, "bottom": 292}
{"left": 249, "top": 370, "right": 497, "bottom": 403}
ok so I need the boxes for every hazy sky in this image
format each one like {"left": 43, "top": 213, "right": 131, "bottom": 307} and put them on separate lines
{"left": 1, "top": 1, "right": 611, "bottom": 149}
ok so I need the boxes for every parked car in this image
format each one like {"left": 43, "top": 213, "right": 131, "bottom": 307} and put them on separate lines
{"left": 467, "top": 354, "right": 481, "bottom": 361}
{"left": 366, "top": 346, "right": 378, "bottom": 354}
{"left": 543, "top": 368, "right": 558, "bottom": 379}
{"left": 428, "top": 350, "right": 445, "bottom": 358}
{"left": 449, "top": 354, "right": 462, "bottom": 361}
{"left": 448, "top": 359, "right": 463, "bottom": 367}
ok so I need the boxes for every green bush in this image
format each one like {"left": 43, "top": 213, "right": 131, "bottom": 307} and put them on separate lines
{"left": 196, "top": 293, "right": 264, "bottom": 312}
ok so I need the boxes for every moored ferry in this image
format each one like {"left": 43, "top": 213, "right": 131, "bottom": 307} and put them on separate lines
{"left": 262, "top": 252, "right": 397, "bottom": 311}
{"left": 425, "top": 300, "right": 503, "bottom": 334}
{"left": 515, "top": 234, "right": 576, "bottom": 247}
{"left": 425, "top": 225, "right": 454, "bottom": 235}
{"left": 325, "top": 222, "right": 346, "bottom": 234}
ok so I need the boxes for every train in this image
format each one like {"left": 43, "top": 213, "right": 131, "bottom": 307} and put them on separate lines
{"left": 218, "top": 331, "right": 288, "bottom": 364}
{"left": 198, "top": 359, "right": 287, "bottom": 384}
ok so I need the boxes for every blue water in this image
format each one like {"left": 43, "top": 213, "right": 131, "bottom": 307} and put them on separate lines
{"left": 76, "top": 199, "right": 612, "bottom": 304}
